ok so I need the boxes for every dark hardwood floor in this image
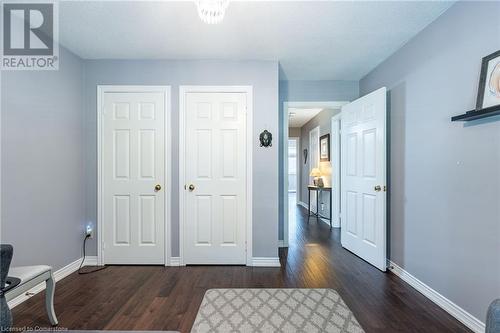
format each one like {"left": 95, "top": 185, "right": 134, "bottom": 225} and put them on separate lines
{"left": 12, "top": 195, "right": 471, "bottom": 332}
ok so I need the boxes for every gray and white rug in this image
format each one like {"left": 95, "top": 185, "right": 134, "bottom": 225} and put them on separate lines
{"left": 191, "top": 288, "right": 365, "bottom": 333}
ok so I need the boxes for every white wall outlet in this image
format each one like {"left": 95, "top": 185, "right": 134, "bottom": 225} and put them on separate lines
{"left": 86, "top": 224, "right": 94, "bottom": 238}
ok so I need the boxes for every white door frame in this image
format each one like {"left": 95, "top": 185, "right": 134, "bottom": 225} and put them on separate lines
{"left": 309, "top": 126, "right": 320, "bottom": 213}
{"left": 179, "top": 86, "right": 253, "bottom": 266}
{"left": 283, "top": 136, "right": 300, "bottom": 247}
{"left": 331, "top": 113, "right": 341, "bottom": 228}
{"left": 97, "top": 85, "right": 172, "bottom": 266}
{"left": 282, "top": 101, "right": 348, "bottom": 247}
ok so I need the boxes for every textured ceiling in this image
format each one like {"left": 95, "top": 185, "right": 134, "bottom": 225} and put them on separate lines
{"left": 59, "top": 1, "right": 454, "bottom": 80}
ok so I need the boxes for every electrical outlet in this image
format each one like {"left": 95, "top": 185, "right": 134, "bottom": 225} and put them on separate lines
{"left": 86, "top": 224, "right": 94, "bottom": 238}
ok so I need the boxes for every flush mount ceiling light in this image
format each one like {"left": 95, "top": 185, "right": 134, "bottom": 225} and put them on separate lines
{"left": 196, "top": 0, "right": 229, "bottom": 24}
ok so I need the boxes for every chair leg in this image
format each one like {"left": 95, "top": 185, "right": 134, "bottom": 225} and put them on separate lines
{"left": 45, "top": 272, "right": 58, "bottom": 325}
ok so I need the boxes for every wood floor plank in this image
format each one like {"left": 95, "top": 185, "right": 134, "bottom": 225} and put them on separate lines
{"left": 11, "top": 203, "right": 472, "bottom": 332}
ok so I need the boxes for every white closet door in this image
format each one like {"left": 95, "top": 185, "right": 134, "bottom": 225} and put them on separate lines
{"left": 102, "top": 91, "right": 165, "bottom": 264}
{"left": 183, "top": 92, "right": 247, "bottom": 264}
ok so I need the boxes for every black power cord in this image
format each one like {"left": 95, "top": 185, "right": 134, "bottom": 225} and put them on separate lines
{"left": 78, "top": 235, "right": 107, "bottom": 274}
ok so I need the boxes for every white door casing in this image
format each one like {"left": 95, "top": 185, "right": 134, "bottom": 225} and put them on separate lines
{"left": 331, "top": 115, "right": 341, "bottom": 228}
{"left": 98, "top": 86, "right": 170, "bottom": 265}
{"left": 180, "top": 87, "right": 251, "bottom": 265}
{"left": 341, "top": 87, "right": 387, "bottom": 271}
{"left": 309, "top": 126, "right": 320, "bottom": 213}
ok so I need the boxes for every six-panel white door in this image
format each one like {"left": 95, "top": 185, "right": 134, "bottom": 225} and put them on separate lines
{"left": 341, "top": 87, "right": 387, "bottom": 271}
{"left": 184, "top": 92, "right": 247, "bottom": 264}
{"left": 102, "top": 91, "right": 165, "bottom": 264}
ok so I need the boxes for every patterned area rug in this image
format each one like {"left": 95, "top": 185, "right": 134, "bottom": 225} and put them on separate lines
{"left": 191, "top": 288, "right": 365, "bottom": 333}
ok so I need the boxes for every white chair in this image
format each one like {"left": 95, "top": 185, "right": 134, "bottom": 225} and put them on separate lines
{"left": 5, "top": 265, "right": 58, "bottom": 325}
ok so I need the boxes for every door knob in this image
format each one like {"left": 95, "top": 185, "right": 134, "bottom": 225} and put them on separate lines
{"left": 374, "top": 185, "right": 382, "bottom": 192}
{"left": 155, "top": 184, "right": 162, "bottom": 191}
{"left": 188, "top": 184, "right": 195, "bottom": 191}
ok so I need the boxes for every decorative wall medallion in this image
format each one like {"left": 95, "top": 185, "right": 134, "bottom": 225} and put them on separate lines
{"left": 259, "top": 130, "right": 272, "bottom": 147}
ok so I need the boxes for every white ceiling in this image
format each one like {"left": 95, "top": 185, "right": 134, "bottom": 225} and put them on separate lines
{"left": 59, "top": 1, "right": 454, "bottom": 80}
{"left": 288, "top": 108, "right": 324, "bottom": 127}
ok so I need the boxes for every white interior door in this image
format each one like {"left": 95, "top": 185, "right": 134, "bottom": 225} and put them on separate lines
{"left": 341, "top": 87, "right": 387, "bottom": 271}
{"left": 183, "top": 92, "right": 247, "bottom": 264}
{"left": 102, "top": 89, "right": 165, "bottom": 264}
{"left": 309, "top": 126, "right": 320, "bottom": 213}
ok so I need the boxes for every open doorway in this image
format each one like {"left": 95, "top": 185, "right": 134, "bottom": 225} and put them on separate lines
{"left": 282, "top": 101, "right": 348, "bottom": 247}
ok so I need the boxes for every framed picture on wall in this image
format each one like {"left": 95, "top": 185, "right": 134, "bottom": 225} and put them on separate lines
{"left": 320, "top": 134, "right": 330, "bottom": 162}
{"left": 476, "top": 50, "right": 500, "bottom": 110}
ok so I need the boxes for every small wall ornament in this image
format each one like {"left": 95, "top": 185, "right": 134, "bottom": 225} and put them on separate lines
{"left": 259, "top": 130, "right": 272, "bottom": 147}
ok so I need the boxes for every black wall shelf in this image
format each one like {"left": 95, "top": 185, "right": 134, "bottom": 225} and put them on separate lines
{"left": 451, "top": 104, "right": 500, "bottom": 122}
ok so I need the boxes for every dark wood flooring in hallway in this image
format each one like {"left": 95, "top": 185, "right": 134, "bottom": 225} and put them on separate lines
{"left": 12, "top": 198, "right": 470, "bottom": 332}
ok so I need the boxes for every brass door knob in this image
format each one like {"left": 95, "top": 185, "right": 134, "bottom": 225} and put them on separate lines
{"left": 155, "top": 184, "right": 162, "bottom": 191}
{"left": 374, "top": 185, "right": 382, "bottom": 192}
{"left": 188, "top": 184, "right": 195, "bottom": 191}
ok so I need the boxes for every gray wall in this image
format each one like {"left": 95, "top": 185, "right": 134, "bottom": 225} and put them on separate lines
{"left": 360, "top": 1, "right": 500, "bottom": 322}
{"left": 288, "top": 127, "right": 301, "bottom": 137}
{"left": 1, "top": 47, "right": 86, "bottom": 270}
{"left": 298, "top": 109, "right": 340, "bottom": 220}
{"left": 84, "top": 60, "right": 279, "bottom": 258}
{"left": 279, "top": 80, "right": 358, "bottom": 240}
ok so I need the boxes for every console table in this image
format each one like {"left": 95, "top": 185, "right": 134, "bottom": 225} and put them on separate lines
{"left": 307, "top": 185, "right": 332, "bottom": 228}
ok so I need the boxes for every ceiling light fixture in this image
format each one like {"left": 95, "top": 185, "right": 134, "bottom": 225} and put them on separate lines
{"left": 196, "top": 0, "right": 229, "bottom": 24}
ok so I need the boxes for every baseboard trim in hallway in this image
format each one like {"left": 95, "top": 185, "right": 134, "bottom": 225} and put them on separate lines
{"left": 297, "top": 201, "right": 333, "bottom": 227}
{"left": 7, "top": 256, "right": 98, "bottom": 309}
{"left": 388, "top": 260, "right": 485, "bottom": 333}
{"left": 251, "top": 257, "right": 281, "bottom": 267}
{"left": 169, "top": 257, "right": 182, "bottom": 266}
{"left": 168, "top": 257, "right": 281, "bottom": 267}
{"left": 297, "top": 201, "right": 308, "bottom": 209}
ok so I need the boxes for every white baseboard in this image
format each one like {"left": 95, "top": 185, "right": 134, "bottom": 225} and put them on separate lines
{"left": 319, "top": 217, "right": 331, "bottom": 226}
{"left": 251, "top": 257, "right": 281, "bottom": 267}
{"left": 388, "top": 261, "right": 485, "bottom": 333}
{"left": 298, "top": 201, "right": 336, "bottom": 227}
{"left": 8, "top": 256, "right": 97, "bottom": 309}
{"left": 298, "top": 201, "right": 308, "bottom": 209}
{"left": 167, "top": 257, "right": 280, "bottom": 267}
{"left": 83, "top": 256, "right": 98, "bottom": 266}
{"left": 169, "top": 257, "right": 182, "bottom": 266}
